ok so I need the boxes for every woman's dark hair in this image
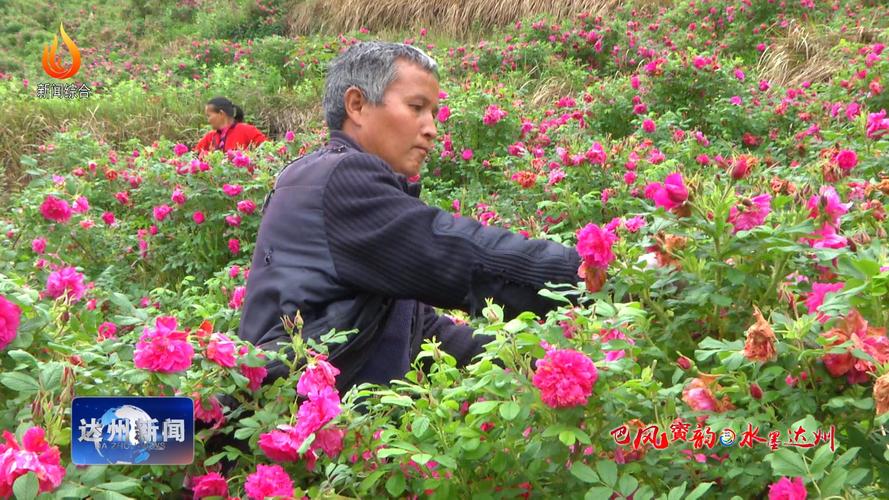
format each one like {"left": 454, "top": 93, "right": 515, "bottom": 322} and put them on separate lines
{"left": 207, "top": 96, "right": 244, "bottom": 122}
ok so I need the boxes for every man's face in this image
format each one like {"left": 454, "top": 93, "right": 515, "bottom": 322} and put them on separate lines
{"left": 352, "top": 60, "right": 440, "bottom": 178}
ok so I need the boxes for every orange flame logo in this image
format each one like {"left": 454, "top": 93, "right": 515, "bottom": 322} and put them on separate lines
{"left": 42, "top": 23, "right": 81, "bottom": 80}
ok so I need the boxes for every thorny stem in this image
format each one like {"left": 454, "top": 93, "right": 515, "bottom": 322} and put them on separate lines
{"left": 760, "top": 254, "right": 790, "bottom": 305}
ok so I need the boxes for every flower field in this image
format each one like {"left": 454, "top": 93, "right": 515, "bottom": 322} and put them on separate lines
{"left": 2, "top": 0, "right": 889, "bottom": 498}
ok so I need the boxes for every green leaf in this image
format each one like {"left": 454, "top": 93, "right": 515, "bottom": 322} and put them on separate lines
{"left": 594, "top": 301, "right": 617, "bottom": 317}
{"left": 667, "top": 483, "right": 687, "bottom": 500}
{"left": 833, "top": 446, "right": 859, "bottom": 468}
{"left": 819, "top": 469, "right": 847, "bottom": 497}
{"left": 433, "top": 454, "right": 457, "bottom": 469}
{"left": 13, "top": 471, "right": 39, "bottom": 500}
{"left": 377, "top": 447, "right": 410, "bottom": 459}
{"left": 91, "top": 491, "right": 135, "bottom": 500}
{"left": 559, "top": 430, "right": 576, "bottom": 446}
{"left": 499, "top": 401, "right": 520, "bottom": 421}
{"left": 459, "top": 438, "right": 480, "bottom": 451}
{"left": 411, "top": 453, "right": 432, "bottom": 465}
{"left": 39, "top": 362, "right": 65, "bottom": 391}
{"left": 596, "top": 460, "right": 617, "bottom": 487}
{"left": 503, "top": 319, "right": 526, "bottom": 334}
{"left": 618, "top": 475, "right": 638, "bottom": 497}
{"left": 710, "top": 294, "right": 733, "bottom": 306}
{"left": 809, "top": 445, "right": 833, "bottom": 478}
{"left": 358, "top": 470, "right": 387, "bottom": 493}
{"left": 0, "top": 372, "right": 39, "bottom": 394}
{"left": 686, "top": 482, "right": 714, "bottom": 500}
{"left": 79, "top": 465, "right": 106, "bottom": 485}
{"left": 570, "top": 462, "right": 599, "bottom": 484}
{"left": 380, "top": 395, "right": 414, "bottom": 407}
{"left": 412, "top": 416, "right": 430, "bottom": 439}
{"left": 203, "top": 452, "right": 227, "bottom": 467}
{"left": 846, "top": 467, "right": 868, "bottom": 485}
{"left": 53, "top": 484, "right": 91, "bottom": 498}
{"left": 155, "top": 372, "right": 181, "bottom": 389}
{"left": 233, "top": 427, "right": 256, "bottom": 440}
{"left": 96, "top": 480, "right": 140, "bottom": 493}
{"left": 385, "top": 474, "right": 406, "bottom": 497}
{"left": 585, "top": 486, "right": 613, "bottom": 500}
{"left": 538, "top": 288, "right": 572, "bottom": 304}
{"left": 765, "top": 449, "right": 807, "bottom": 477}
{"left": 633, "top": 485, "right": 655, "bottom": 500}
{"left": 468, "top": 400, "right": 499, "bottom": 415}
{"left": 296, "top": 433, "right": 315, "bottom": 455}
{"left": 7, "top": 350, "right": 38, "bottom": 366}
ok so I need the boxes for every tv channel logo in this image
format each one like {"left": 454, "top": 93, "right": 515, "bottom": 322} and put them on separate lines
{"left": 42, "top": 23, "right": 81, "bottom": 80}
{"left": 72, "top": 397, "right": 194, "bottom": 465}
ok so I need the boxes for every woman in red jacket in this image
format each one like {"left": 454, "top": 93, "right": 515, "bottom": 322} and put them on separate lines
{"left": 195, "top": 97, "right": 267, "bottom": 155}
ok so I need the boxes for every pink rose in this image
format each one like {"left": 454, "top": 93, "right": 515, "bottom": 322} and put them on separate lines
{"left": 39, "top": 195, "right": 72, "bottom": 223}
{"left": 45, "top": 267, "right": 86, "bottom": 303}
{"left": 297, "top": 356, "right": 340, "bottom": 397}
{"left": 237, "top": 200, "right": 257, "bottom": 215}
{"left": 804, "top": 282, "right": 844, "bottom": 323}
{"left": 189, "top": 472, "right": 228, "bottom": 499}
{"left": 222, "top": 184, "right": 243, "bottom": 197}
{"left": 207, "top": 332, "right": 238, "bottom": 368}
{"left": 835, "top": 149, "right": 858, "bottom": 171}
{"left": 133, "top": 316, "right": 194, "bottom": 373}
{"left": 171, "top": 188, "right": 186, "bottom": 205}
{"left": 153, "top": 204, "right": 173, "bottom": 221}
{"left": 0, "top": 295, "right": 21, "bottom": 351}
{"left": 31, "top": 238, "right": 47, "bottom": 254}
{"left": 532, "top": 349, "right": 598, "bottom": 408}
{"left": 768, "top": 476, "right": 807, "bottom": 500}
{"left": 244, "top": 464, "right": 293, "bottom": 500}
{"left": 576, "top": 223, "right": 617, "bottom": 269}
{"left": 642, "top": 119, "right": 656, "bottom": 133}
{"left": 0, "top": 427, "right": 66, "bottom": 497}
{"left": 97, "top": 322, "right": 117, "bottom": 340}
{"left": 728, "top": 194, "right": 771, "bottom": 233}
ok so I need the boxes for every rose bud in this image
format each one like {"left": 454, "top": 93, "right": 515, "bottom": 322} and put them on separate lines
{"left": 750, "top": 383, "right": 763, "bottom": 400}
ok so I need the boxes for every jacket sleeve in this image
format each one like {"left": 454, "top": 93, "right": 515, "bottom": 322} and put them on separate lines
{"left": 418, "top": 303, "right": 487, "bottom": 366}
{"left": 195, "top": 131, "right": 214, "bottom": 153}
{"left": 322, "top": 153, "right": 581, "bottom": 319}
{"left": 251, "top": 127, "right": 268, "bottom": 147}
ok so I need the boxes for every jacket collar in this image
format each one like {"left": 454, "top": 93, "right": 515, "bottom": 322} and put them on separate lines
{"left": 327, "top": 130, "right": 422, "bottom": 198}
{"left": 328, "top": 130, "right": 364, "bottom": 152}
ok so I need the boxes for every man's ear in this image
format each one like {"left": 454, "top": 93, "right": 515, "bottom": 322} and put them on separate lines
{"left": 343, "top": 87, "right": 367, "bottom": 127}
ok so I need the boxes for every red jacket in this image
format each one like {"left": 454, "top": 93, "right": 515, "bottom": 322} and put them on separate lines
{"left": 195, "top": 122, "right": 267, "bottom": 153}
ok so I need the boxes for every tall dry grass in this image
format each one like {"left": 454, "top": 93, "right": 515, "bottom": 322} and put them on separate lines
{"left": 285, "top": 0, "right": 627, "bottom": 37}
{"left": 757, "top": 20, "right": 883, "bottom": 88}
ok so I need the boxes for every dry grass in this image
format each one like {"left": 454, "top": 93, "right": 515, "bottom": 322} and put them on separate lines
{"left": 525, "top": 74, "right": 580, "bottom": 109}
{"left": 286, "top": 0, "right": 627, "bottom": 38}
{"left": 757, "top": 20, "right": 884, "bottom": 88}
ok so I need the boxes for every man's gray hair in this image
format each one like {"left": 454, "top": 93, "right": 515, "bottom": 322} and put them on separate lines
{"left": 323, "top": 41, "right": 439, "bottom": 131}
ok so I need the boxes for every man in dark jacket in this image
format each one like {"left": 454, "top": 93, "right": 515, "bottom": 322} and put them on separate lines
{"left": 237, "top": 41, "right": 582, "bottom": 392}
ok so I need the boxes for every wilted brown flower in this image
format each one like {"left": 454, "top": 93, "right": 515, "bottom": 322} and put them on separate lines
{"left": 874, "top": 373, "right": 889, "bottom": 415}
{"left": 743, "top": 306, "right": 777, "bottom": 363}
{"left": 648, "top": 232, "right": 687, "bottom": 269}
